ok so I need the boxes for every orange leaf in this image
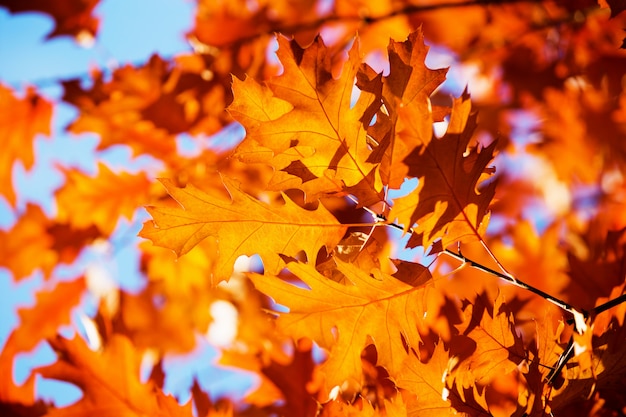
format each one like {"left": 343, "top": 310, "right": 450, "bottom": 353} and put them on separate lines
{"left": 0, "top": 204, "right": 100, "bottom": 280}
{"left": 0, "top": 0, "right": 99, "bottom": 40}
{"left": 395, "top": 342, "right": 452, "bottom": 416}
{"left": 139, "top": 239, "right": 218, "bottom": 297}
{"left": 0, "top": 84, "right": 52, "bottom": 207}
{"left": 229, "top": 35, "right": 383, "bottom": 202}
{"left": 55, "top": 163, "right": 151, "bottom": 235}
{"left": 319, "top": 398, "right": 379, "bottom": 416}
{"left": 62, "top": 54, "right": 230, "bottom": 159}
{"left": 390, "top": 258, "right": 433, "bottom": 287}
{"left": 0, "top": 277, "right": 85, "bottom": 408}
{"left": 190, "top": 379, "right": 234, "bottom": 417}
{"left": 258, "top": 339, "right": 319, "bottom": 417}
{"left": 391, "top": 90, "right": 496, "bottom": 250}
{"left": 448, "top": 293, "right": 525, "bottom": 395}
{"left": 9, "top": 277, "right": 86, "bottom": 355}
{"left": 550, "top": 321, "right": 626, "bottom": 413}
{"left": 249, "top": 258, "right": 432, "bottom": 391}
{"left": 191, "top": 0, "right": 328, "bottom": 48}
{"left": 140, "top": 177, "right": 347, "bottom": 283}
{"left": 360, "top": 28, "right": 449, "bottom": 189}
{"left": 116, "top": 287, "right": 209, "bottom": 353}
{"left": 0, "top": 204, "right": 53, "bottom": 280}
{"left": 36, "top": 334, "right": 192, "bottom": 417}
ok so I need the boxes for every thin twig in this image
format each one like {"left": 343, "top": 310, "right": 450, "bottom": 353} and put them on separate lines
{"left": 593, "top": 293, "right": 626, "bottom": 316}
{"left": 371, "top": 213, "right": 583, "bottom": 316}
{"left": 546, "top": 336, "right": 575, "bottom": 384}
{"left": 566, "top": 292, "right": 626, "bottom": 325}
{"left": 441, "top": 248, "right": 584, "bottom": 317}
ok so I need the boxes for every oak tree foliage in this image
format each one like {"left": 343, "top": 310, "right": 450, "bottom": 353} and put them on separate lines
{"left": 1, "top": 0, "right": 626, "bottom": 416}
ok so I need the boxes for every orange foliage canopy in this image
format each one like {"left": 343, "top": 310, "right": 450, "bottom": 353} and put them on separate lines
{"left": 2, "top": 1, "right": 626, "bottom": 416}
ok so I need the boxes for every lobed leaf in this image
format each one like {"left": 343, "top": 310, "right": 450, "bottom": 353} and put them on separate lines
{"left": 249, "top": 258, "right": 434, "bottom": 391}
{"left": 391, "top": 91, "right": 496, "bottom": 250}
{"left": 140, "top": 176, "right": 347, "bottom": 283}
{"left": 36, "top": 334, "right": 192, "bottom": 417}
{"left": 230, "top": 35, "right": 384, "bottom": 202}
{"left": 0, "top": 84, "right": 52, "bottom": 207}
{"left": 55, "top": 163, "right": 152, "bottom": 235}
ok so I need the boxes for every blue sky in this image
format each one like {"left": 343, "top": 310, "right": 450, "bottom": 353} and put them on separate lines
{"left": 0, "top": 0, "right": 262, "bottom": 406}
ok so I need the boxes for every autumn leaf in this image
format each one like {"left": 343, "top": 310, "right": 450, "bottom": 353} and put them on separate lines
{"left": 360, "top": 28, "right": 448, "bottom": 189}
{"left": 398, "top": 340, "right": 497, "bottom": 417}
{"left": 257, "top": 339, "right": 320, "bottom": 417}
{"left": 61, "top": 54, "right": 237, "bottom": 160}
{"left": 115, "top": 287, "right": 210, "bottom": 353}
{"left": 139, "top": 239, "right": 218, "bottom": 297}
{"left": 391, "top": 258, "right": 434, "bottom": 287}
{"left": 565, "top": 231, "right": 626, "bottom": 312}
{"left": 395, "top": 341, "right": 452, "bottom": 416}
{"left": 0, "top": 277, "right": 85, "bottom": 411}
{"left": 550, "top": 319, "right": 626, "bottom": 413}
{"left": 54, "top": 163, "right": 151, "bottom": 235}
{"left": 0, "top": 204, "right": 99, "bottom": 280}
{"left": 36, "top": 334, "right": 192, "bottom": 416}
{"left": 391, "top": 90, "right": 496, "bottom": 250}
{"left": 0, "top": 0, "right": 100, "bottom": 41}
{"left": 191, "top": 0, "right": 320, "bottom": 48}
{"left": 140, "top": 176, "right": 347, "bottom": 283}
{"left": 447, "top": 292, "right": 525, "bottom": 412}
{"left": 532, "top": 85, "right": 608, "bottom": 184}
{"left": 190, "top": 380, "right": 234, "bottom": 417}
{"left": 249, "top": 258, "right": 433, "bottom": 391}
{"left": 319, "top": 398, "right": 378, "bottom": 416}
{"left": 229, "top": 35, "right": 383, "bottom": 202}
{"left": 4, "top": 3, "right": 626, "bottom": 415}
{"left": 4, "top": 277, "right": 86, "bottom": 356}
{"left": 192, "top": 0, "right": 271, "bottom": 47}
{"left": 0, "top": 84, "right": 52, "bottom": 207}
{"left": 0, "top": 204, "right": 54, "bottom": 280}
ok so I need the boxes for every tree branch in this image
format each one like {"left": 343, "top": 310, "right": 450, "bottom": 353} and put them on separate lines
{"left": 441, "top": 248, "right": 584, "bottom": 317}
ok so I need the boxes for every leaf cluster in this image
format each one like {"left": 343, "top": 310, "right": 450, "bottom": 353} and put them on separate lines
{"left": 2, "top": 1, "right": 626, "bottom": 416}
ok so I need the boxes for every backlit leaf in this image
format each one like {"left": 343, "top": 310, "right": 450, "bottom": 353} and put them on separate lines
{"left": 55, "top": 163, "right": 152, "bottom": 235}
{"left": 0, "top": 277, "right": 85, "bottom": 411}
{"left": 0, "top": 0, "right": 99, "bottom": 40}
{"left": 140, "top": 177, "right": 347, "bottom": 283}
{"left": 0, "top": 84, "right": 52, "bottom": 207}
{"left": 395, "top": 342, "right": 452, "bottom": 416}
{"left": 391, "top": 91, "right": 496, "bottom": 250}
{"left": 230, "top": 35, "right": 383, "bottom": 202}
{"left": 0, "top": 205, "right": 99, "bottom": 280}
{"left": 36, "top": 334, "right": 192, "bottom": 416}
{"left": 249, "top": 258, "right": 433, "bottom": 390}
